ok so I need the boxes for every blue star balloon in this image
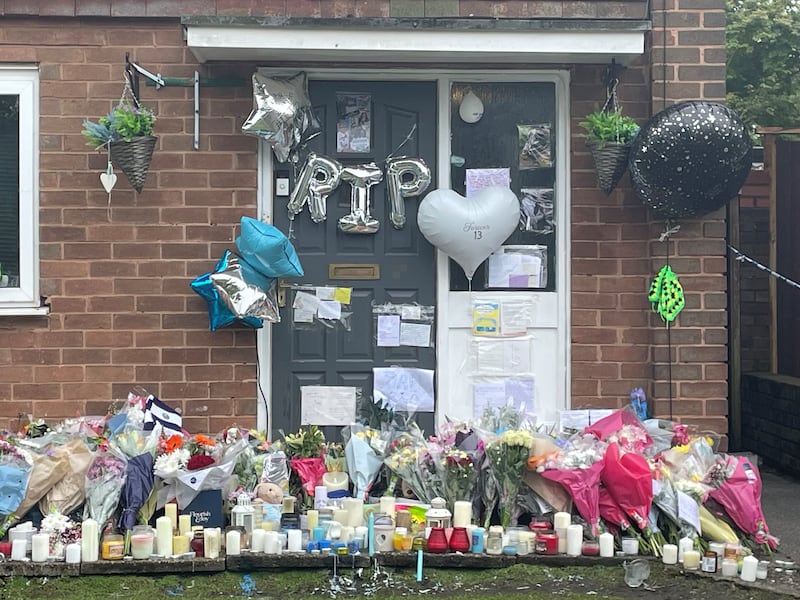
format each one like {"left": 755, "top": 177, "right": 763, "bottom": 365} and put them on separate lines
{"left": 191, "top": 250, "right": 264, "bottom": 332}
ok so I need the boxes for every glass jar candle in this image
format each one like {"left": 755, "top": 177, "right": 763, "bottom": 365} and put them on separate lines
{"left": 130, "top": 525, "right": 154, "bottom": 559}
{"left": 191, "top": 530, "right": 205, "bottom": 557}
{"left": 535, "top": 531, "right": 558, "bottom": 555}
{"left": 486, "top": 526, "right": 504, "bottom": 555}
{"left": 101, "top": 532, "right": 124, "bottom": 560}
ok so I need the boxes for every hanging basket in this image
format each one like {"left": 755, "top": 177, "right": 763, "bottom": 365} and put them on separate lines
{"left": 586, "top": 139, "right": 632, "bottom": 195}
{"left": 109, "top": 135, "right": 157, "bottom": 193}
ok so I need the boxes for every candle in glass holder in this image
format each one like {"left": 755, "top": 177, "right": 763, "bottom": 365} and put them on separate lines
{"left": 683, "top": 550, "right": 701, "bottom": 570}
{"left": 452, "top": 501, "right": 472, "bottom": 528}
{"left": 662, "top": 544, "right": 678, "bottom": 565}
{"left": 204, "top": 528, "right": 221, "bottom": 559}
{"left": 130, "top": 526, "right": 155, "bottom": 559}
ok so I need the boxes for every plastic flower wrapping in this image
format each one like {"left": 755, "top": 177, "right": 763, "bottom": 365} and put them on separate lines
{"left": 483, "top": 428, "right": 535, "bottom": 528}
{"left": 83, "top": 451, "right": 127, "bottom": 531}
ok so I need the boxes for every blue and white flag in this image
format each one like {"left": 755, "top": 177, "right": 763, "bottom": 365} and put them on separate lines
{"left": 143, "top": 394, "right": 182, "bottom": 433}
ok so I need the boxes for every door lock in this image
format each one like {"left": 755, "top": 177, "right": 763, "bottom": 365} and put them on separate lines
{"left": 277, "top": 279, "right": 293, "bottom": 308}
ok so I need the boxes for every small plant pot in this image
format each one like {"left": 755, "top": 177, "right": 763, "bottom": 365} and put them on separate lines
{"left": 586, "top": 139, "right": 631, "bottom": 195}
{"left": 109, "top": 135, "right": 157, "bottom": 193}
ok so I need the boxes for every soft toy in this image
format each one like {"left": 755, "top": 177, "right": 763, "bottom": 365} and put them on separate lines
{"left": 254, "top": 481, "right": 283, "bottom": 505}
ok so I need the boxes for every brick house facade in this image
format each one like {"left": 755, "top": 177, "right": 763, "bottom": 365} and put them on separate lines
{"left": 0, "top": 0, "right": 733, "bottom": 443}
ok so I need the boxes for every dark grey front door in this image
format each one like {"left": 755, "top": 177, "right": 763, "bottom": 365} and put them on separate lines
{"left": 271, "top": 80, "right": 437, "bottom": 438}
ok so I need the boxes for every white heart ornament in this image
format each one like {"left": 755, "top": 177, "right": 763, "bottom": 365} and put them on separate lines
{"left": 417, "top": 186, "right": 520, "bottom": 279}
{"left": 100, "top": 172, "right": 117, "bottom": 193}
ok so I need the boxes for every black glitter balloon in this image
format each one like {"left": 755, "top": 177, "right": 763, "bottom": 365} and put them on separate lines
{"left": 628, "top": 101, "right": 753, "bottom": 219}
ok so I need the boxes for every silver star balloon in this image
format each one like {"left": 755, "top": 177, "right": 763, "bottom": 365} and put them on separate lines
{"left": 210, "top": 255, "right": 279, "bottom": 322}
{"left": 241, "top": 71, "right": 320, "bottom": 163}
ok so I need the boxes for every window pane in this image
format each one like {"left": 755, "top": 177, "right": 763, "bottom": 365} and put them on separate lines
{"left": 449, "top": 82, "right": 557, "bottom": 292}
{"left": 0, "top": 94, "right": 20, "bottom": 289}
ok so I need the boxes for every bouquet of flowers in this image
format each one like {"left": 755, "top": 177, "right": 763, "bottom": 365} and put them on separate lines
{"left": 283, "top": 426, "right": 327, "bottom": 506}
{"left": 484, "top": 428, "right": 535, "bottom": 528}
{"left": 83, "top": 451, "right": 127, "bottom": 531}
{"left": 345, "top": 424, "right": 389, "bottom": 501}
{"left": 436, "top": 447, "right": 478, "bottom": 512}
{"left": 0, "top": 439, "right": 33, "bottom": 534}
{"left": 384, "top": 427, "right": 442, "bottom": 503}
{"left": 39, "top": 508, "right": 81, "bottom": 559}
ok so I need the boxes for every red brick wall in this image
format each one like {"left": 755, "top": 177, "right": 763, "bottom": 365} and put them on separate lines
{"left": 0, "top": 0, "right": 731, "bottom": 438}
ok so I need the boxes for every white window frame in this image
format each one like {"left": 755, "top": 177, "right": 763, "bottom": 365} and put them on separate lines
{"left": 0, "top": 66, "right": 45, "bottom": 315}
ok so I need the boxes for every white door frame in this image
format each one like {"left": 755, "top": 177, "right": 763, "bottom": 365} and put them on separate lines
{"left": 256, "top": 68, "right": 571, "bottom": 435}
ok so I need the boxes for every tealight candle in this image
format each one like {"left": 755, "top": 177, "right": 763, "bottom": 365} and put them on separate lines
{"left": 662, "top": 544, "right": 678, "bottom": 565}
{"left": 453, "top": 501, "right": 472, "bottom": 528}
{"left": 31, "top": 533, "right": 49, "bottom": 563}
{"left": 598, "top": 532, "right": 614, "bottom": 558}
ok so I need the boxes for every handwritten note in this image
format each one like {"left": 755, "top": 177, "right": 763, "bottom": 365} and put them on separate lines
{"left": 373, "top": 367, "right": 435, "bottom": 412}
{"left": 677, "top": 489, "right": 701, "bottom": 533}
{"left": 399, "top": 322, "right": 431, "bottom": 347}
{"left": 301, "top": 386, "right": 357, "bottom": 426}
{"left": 376, "top": 314, "right": 400, "bottom": 347}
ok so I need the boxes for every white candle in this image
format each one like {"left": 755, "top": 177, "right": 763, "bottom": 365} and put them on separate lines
{"left": 225, "top": 529, "right": 241, "bottom": 556}
{"left": 343, "top": 498, "right": 365, "bottom": 528}
{"left": 379, "top": 496, "right": 396, "bottom": 519}
{"left": 11, "top": 538, "right": 27, "bottom": 561}
{"left": 204, "top": 528, "right": 220, "bottom": 559}
{"left": 156, "top": 516, "right": 174, "bottom": 557}
{"left": 683, "top": 550, "right": 701, "bottom": 570}
{"left": 31, "top": 533, "right": 49, "bottom": 562}
{"left": 81, "top": 518, "right": 99, "bottom": 562}
{"left": 566, "top": 524, "right": 583, "bottom": 557}
{"left": 250, "top": 528, "right": 266, "bottom": 553}
{"left": 662, "top": 544, "right": 678, "bottom": 564}
{"left": 322, "top": 471, "right": 349, "bottom": 492}
{"left": 65, "top": 543, "right": 81, "bottom": 564}
{"left": 306, "top": 509, "right": 319, "bottom": 531}
{"left": 678, "top": 536, "right": 693, "bottom": 562}
{"left": 621, "top": 537, "right": 639, "bottom": 555}
{"left": 178, "top": 514, "right": 192, "bottom": 536}
{"left": 555, "top": 528, "right": 568, "bottom": 554}
{"left": 130, "top": 530, "right": 154, "bottom": 559}
{"left": 341, "top": 526, "right": 354, "bottom": 543}
{"left": 740, "top": 555, "right": 758, "bottom": 582}
{"left": 553, "top": 512, "right": 571, "bottom": 530}
{"left": 264, "top": 531, "right": 279, "bottom": 554}
{"left": 453, "top": 501, "right": 472, "bottom": 528}
{"left": 333, "top": 508, "right": 349, "bottom": 527}
{"left": 721, "top": 558, "right": 738, "bottom": 576}
{"left": 287, "top": 529, "right": 303, "bottom": 552}
{"left": 598, "top": 532, "right": 614, "bottom": 557}
{"left": 164, "top": 504, "right": 178, "bottom": 532}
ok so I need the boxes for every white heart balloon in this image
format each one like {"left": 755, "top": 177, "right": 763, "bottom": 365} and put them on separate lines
{"left": 417, "top": 186, "right": 520, "bottom": 279}
{"left": 100, "top": 172, "right": 117, "bottom": 193}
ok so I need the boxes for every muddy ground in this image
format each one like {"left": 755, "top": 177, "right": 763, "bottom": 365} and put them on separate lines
{"left": 1, "top": 560, "right": 797, "bottom": 600}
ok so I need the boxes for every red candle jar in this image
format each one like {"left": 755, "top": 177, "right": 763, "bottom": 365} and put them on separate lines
{"left": 448, "top": 527, "right": 471, "bottom": 553}
{"left": 529, "top": 520, "right": 551, "bottom": 532}
{"left": 426, "top": 527, "right": 449, "bottom": 554}
{"left": 581, "top": 541, "right": 600, "bottom": 556}
{"left": 0, "top": 541, "right": 11, "bottom": 556}
{"left": 535, "top": 531, "right": 558, "bottom": 555}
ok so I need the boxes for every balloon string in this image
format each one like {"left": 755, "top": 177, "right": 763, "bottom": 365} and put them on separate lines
{"left": 106, "top": 149, "right": 113, "bottom": 222}
{"left": 662, "top": 219, "right": 673, "bottom": 420}
{"left": 381, "top": 124, "right": 417, "bottom": 165}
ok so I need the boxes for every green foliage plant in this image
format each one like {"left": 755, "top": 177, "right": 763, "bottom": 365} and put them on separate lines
{"left": 579, "top": 108, "right": 640, "bottom": 148}
{"left": 82, "top": 100, "right": 156, "bottom": 149}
